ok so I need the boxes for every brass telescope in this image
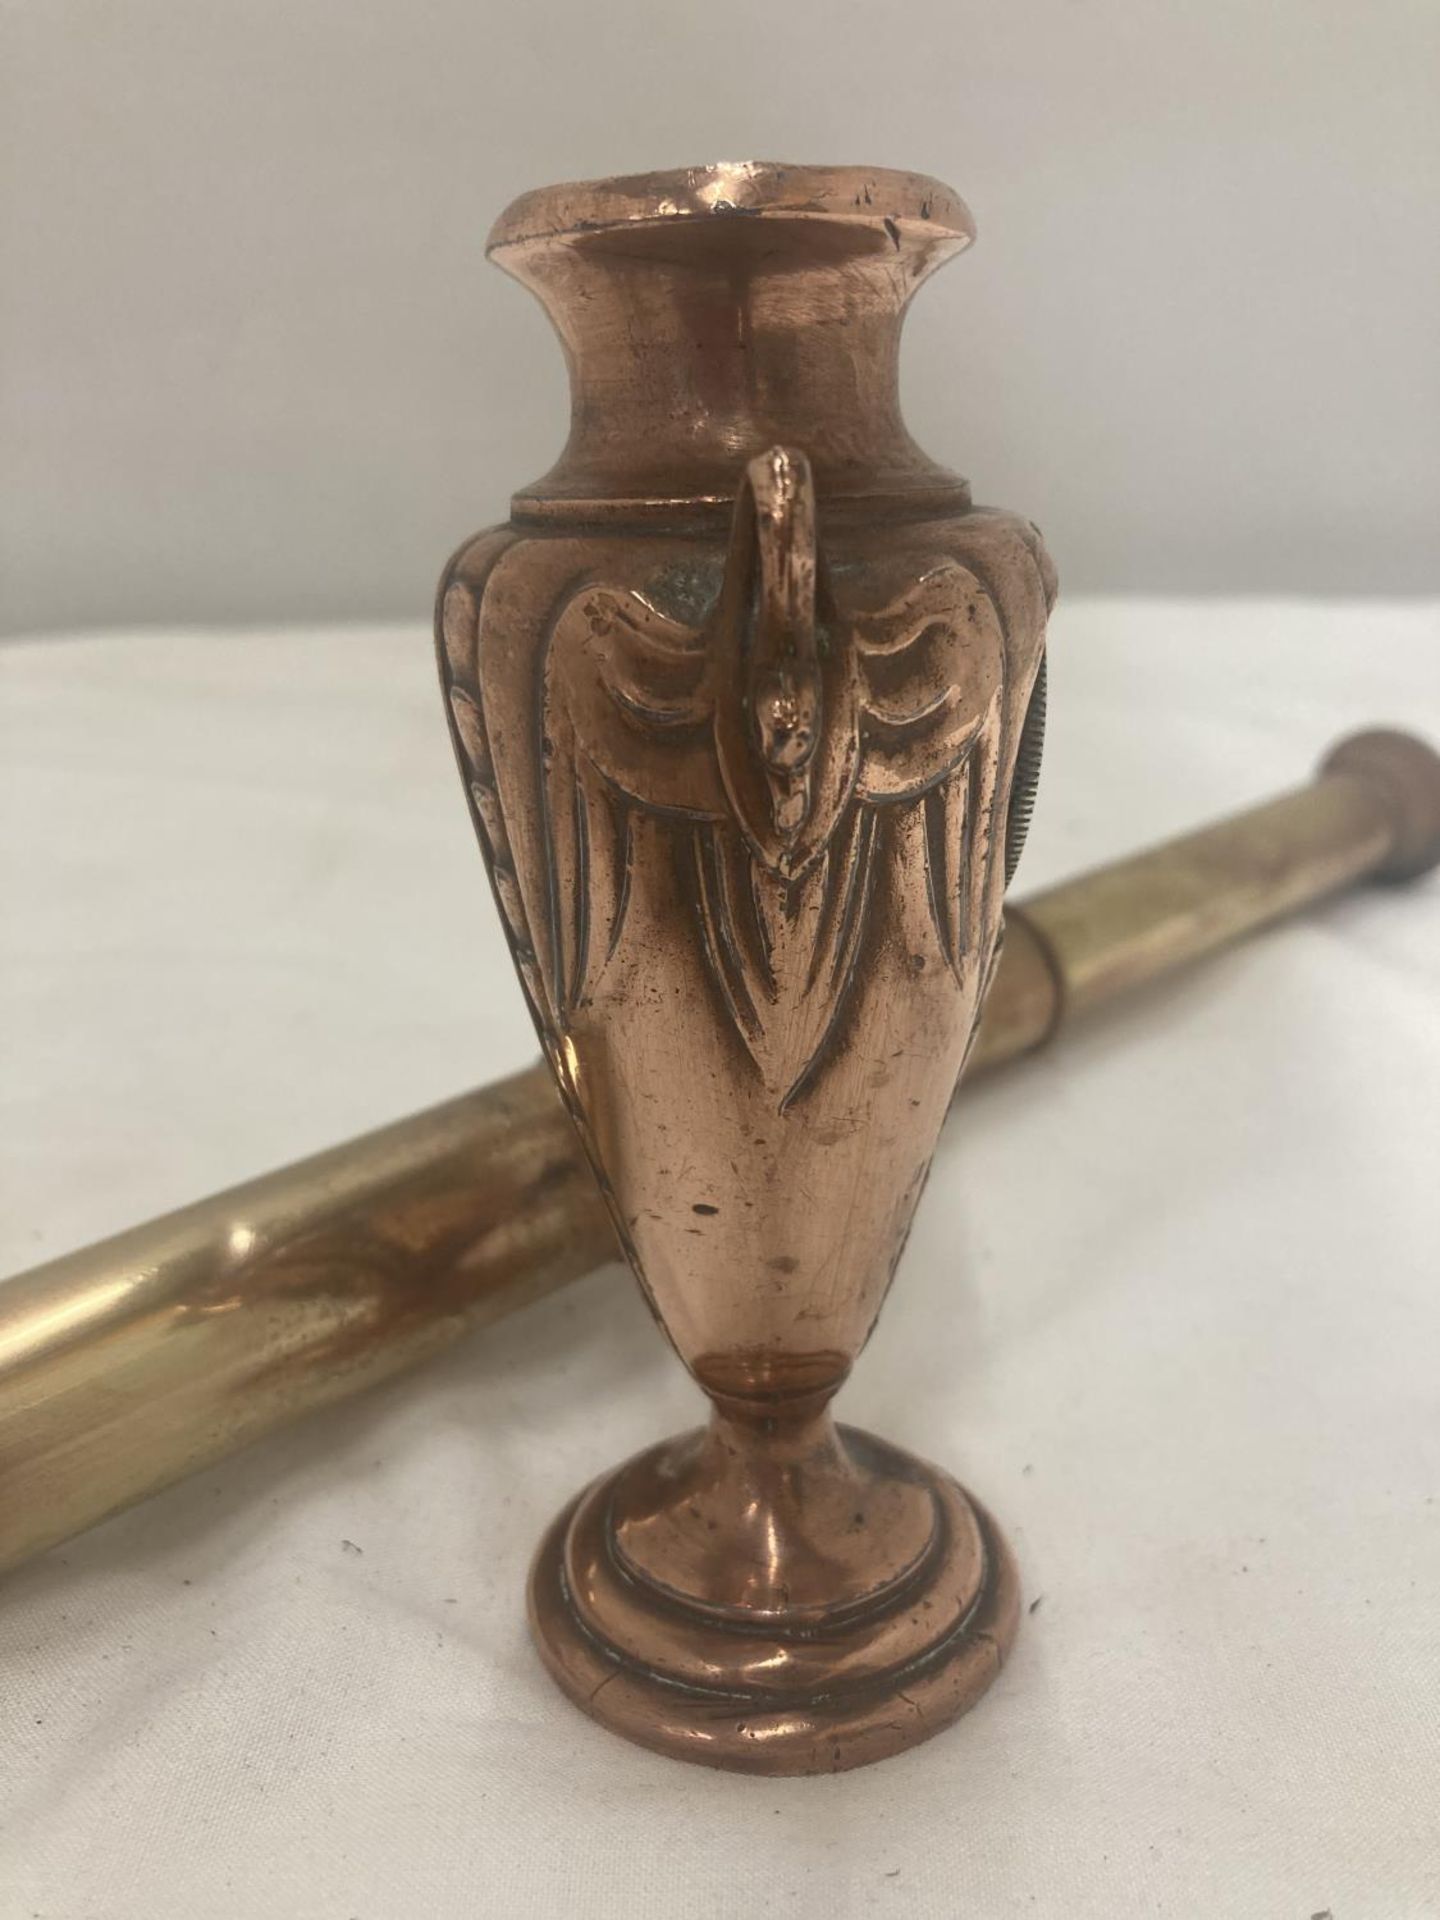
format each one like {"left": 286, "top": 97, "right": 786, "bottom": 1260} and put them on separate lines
{"left": 2, "top": 727, "right": 1437, "bottom": 1578}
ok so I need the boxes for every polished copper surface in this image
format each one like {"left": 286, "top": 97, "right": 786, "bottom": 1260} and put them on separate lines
{"left": 488, "top": 162, "right": 976, "bottom": 520}
{"left": 4, "top": 728, "right": 1437, "bottom": 1578}
{"left": 437, "top": 160, "right": 1054, "bottom": 1772}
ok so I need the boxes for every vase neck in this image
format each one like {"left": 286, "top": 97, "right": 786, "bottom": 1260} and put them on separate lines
{"left": 489, "top": 165, "right": 975, "bottom": 520}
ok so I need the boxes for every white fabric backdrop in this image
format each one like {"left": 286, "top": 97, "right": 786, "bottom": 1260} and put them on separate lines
{"left": 2, "top": 600, "right": 1438, "bottom": 1918}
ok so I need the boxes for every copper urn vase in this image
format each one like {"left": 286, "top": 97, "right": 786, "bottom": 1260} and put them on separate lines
{"left": 435, "top": 162, "right": 1055, "bottom": 1773}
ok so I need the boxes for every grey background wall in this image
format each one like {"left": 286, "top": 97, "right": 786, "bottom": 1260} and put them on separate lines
{"left": 2, "top": 0, "right": 1436, "bottom": 637}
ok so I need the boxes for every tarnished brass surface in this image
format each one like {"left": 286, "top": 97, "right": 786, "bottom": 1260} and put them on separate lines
{"left": 0, "top": 1071, "right": 609, "bottom": 1573}
{"left": 2, "top": 728, "right": 1436, "bottom": 1583}
{"left": 1011, "top": 734, "right": 1419, "bottom": 1025}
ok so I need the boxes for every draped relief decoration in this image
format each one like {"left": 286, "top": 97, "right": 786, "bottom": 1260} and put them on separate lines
{"left": 445, "top": 449, "right": 1040, "bottom": 1113}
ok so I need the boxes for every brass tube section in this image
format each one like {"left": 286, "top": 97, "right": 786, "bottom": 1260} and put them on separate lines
{"left": 0, "top": 1073, "right": 612, "bottom": 1572}
{"left": 971, "top": 727, "right": 1440, "bottom": 1069}
{"left": 3, "top": 729, "right": 1437, "bottom": 1575}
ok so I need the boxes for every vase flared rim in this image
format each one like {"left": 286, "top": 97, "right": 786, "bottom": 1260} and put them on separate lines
{"left": 487, "top": 161, "right": 974, "bottom": 258}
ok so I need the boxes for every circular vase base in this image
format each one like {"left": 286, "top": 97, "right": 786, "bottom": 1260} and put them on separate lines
{"left": 527, "top": 1426, "right": 1021, "bottom": 1775}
